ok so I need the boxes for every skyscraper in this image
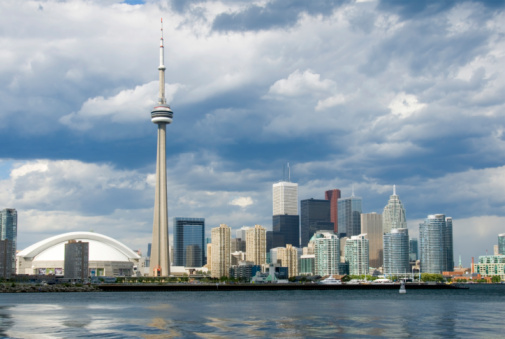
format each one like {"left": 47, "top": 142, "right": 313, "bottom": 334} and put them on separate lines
{"left": 383, "top": 228, "right": 410, "bottom": 275}
{"left": 409, "top": 238, "right": 419, "bottom": 262}
{"left": 272, "top": 180, "right": 300, "bottom": 248}
{"left": 0, "top": 208, "right": 17, "bottom": 275}
{"left": 149, "top": 19, "right": 173, "bottom": 277}
{"left": 211, "top": 224, "right": 231, "bottom": 278}
{"left": 345, "top": 234, "right": 369, "bottom": 275}
{"left": 173, "top": 218, "right": 205, "bottom": 268}
{"left": 300, "top": 199, "right": 334, "bottom": 247}
{"left": 338, "top": 194, "right": 362, "bottom": 237}
{"left": 272, "top": 215, "right": 300, "bottom": 248}
{"left": 277, "top": 244, "right": 298, "bottom": 278}
{"left": 325, "top": 189, "right": 341, "bottom": 234}
{"left": 312, "top": 231, "right": 340, "bottom": 276}
{"left": 382, "top": 186, "right": 407, "bottom": 234}
{"left": 64, "top": 240, "right": 89, "bottom": 280}
{"left": 273, "top": 181, "right": 298, "bottom": 215}
{"left": 361, "top": 212, "right": 383, "bottom": 269}
{"left": 245, "top": 225, "right": 267, "bottom": 265}
{"left": 419, "top": 214, "right": 454, "bottom": 274}
{"left": 498, "top": 234, "right": 505, "bottom": 255}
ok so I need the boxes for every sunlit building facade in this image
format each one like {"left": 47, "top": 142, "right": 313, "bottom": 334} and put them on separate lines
{"left": 211, "top": 224, "right": 231, "bottom": 278}
{"left": 383, "top": 228, "right": 409, "bottom": 275}
{"left": 382, "top": 186, "right": 407, "bottom": 234}
{"left": 345, "top": 234, "right": 369, "bottom": 275}
{"left": 246, "top": 225, "right": 267, "bottom": 265}
{"left": 361, "top": 212, "right": 383, "bottom": 268}
{"left": 312, "top": 231, "right": 340, "bottom": 276}
{"left": 419, "top": 214, "right": 454, "bottom": 274}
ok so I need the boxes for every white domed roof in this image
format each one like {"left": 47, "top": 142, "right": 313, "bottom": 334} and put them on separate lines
{"left": 17, "top": 232, "right": 140, "bottom": 262}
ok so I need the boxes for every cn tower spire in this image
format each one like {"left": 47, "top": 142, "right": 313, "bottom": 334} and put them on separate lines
{"left": 158, "top": 18, "right": 166, "bottom": 105}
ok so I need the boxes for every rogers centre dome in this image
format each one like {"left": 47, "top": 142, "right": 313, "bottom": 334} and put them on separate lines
{"left": 16, "top": 232, "right": 141, "bottom": 277}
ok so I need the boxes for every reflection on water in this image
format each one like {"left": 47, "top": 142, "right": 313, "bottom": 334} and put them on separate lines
{"left": 1, "top": 285, "right": 505, "bottom": 338}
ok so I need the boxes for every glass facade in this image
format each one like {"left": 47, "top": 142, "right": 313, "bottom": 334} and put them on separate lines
{"left": 173, "top": 217, "right": 205, "bottom": 268}
{"left": 0, "top": 209, "right": 17, "bottom": 274}
{"left": 312, "top": 231, "right": 340, "bottom": 276}
{"left": 419, "top": 214, "right": 453, "bottom": 274}
{"left": 361, "top": 213, "right": 383, "bottom": 269}
{"left": 409, "top": 238, "right": 418, "bottom": 262}
{"left": 300, "top": 199, "right": 334, "bottom": 247}
{"left": 499, "top": 234, "right": 505, "bottom": 255}
{"left": 345, "top": 234, "right": 369, "bottom": 275}
{"left": 383, "top": 228, "right": 409, "bottom": 275}
{"left": 338, "top": 196, "right": 362, "bottom": 237}
{"left": 272, "top": 215, "right": 300, "bottom": 248}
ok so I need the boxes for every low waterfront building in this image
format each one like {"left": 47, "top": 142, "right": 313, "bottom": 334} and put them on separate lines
{"left": 16, "top": 232, "right": 140, "bottom": 277}
{"left": 229, "top": 261, "right": 261, "bottom": 281}
{"left": 474, "top": 255, "right": 505, "bottom": 281}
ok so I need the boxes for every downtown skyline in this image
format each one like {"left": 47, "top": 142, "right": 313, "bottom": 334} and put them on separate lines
{"left": 1, "top": 0, "right": 505, "bottom": 267}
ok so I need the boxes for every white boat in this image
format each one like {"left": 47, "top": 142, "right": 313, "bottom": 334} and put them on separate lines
{"left": 319, "top": 276, "right": 342, "bottom": 285}
{"left": 372, "top": 278, "right": 394, "bottom": 285}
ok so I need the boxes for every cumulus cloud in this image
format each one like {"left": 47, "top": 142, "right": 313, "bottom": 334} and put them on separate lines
{"left": 229, "top": 196, "right": 254, "bottom": 208}
{"left": 388, "top": 92, "right": 426, "bottom": 118}
{"left": 267, "top": 69, "right": 336, "bottom": 97}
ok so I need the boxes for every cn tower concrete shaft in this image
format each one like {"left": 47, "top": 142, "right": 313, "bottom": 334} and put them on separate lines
{"left": 150, "top": 123, "right": 170, "bottom": 276}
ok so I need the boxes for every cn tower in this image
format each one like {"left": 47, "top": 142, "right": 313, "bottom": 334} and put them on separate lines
{"left": 149, "top": 18, "right": 173, "bottom": 277}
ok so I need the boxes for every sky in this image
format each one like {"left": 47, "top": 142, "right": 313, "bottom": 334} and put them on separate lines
{"left": 1, "top": 0, "right": 505, "bottom": 266}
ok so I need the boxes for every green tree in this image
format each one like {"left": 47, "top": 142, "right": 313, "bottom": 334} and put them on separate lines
{"left": 491, "top": 276, "right": 501, "bottom": 283}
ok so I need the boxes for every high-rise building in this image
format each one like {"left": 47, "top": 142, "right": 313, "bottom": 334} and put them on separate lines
{"left": 149, "top": 19, "right": 174, "bottom": 277}
{"left": 0, "top": 208, "right": 17, "bottom": 275}
{"left": 361, "top": 212, "right": 383, "bottom": 268}
{"left": 382, "top": 186, "right": 407, "bottom": 234}
{"left": 325, "top": 189, "right": 341, "bottom": 234}
{"left": 245, "top": 225, "right": 267, "bottom": 265}
{"left": 277, "top": 244, "right": 299, "bottom": 278}
{"left": 273, "top": 181, "right": 298, "bottom": 216}
{"left": 345, "top": 234, "right": 369, "bottom": 275}
{"left": 312, "top": 231, "right": 340, "bottom": 276}
{"left": 231, "top": 238, "right": 246, "bottom": 253}
{"left": 173, "top": 217, "right": 205, "bottom": 268}
{"left": 300, "top": 199, "right": 334, "bottom": 247}
{"left": 272, "top": 215, "right": 300, "bottom": 248}
{"left": 419, "top": 214, "right": 454, "bottom": 274}
{"left": 0, "top": 240, "right": 13, "bottom": 279}
{"left": 64, "top": 240, "right": 89, "bottom": 280}
{"left": 299, "top": 254, "right": 315, "bottom": 275}
{"left": 211, "top": 224, "right": 231, "bottom": 278}
{"left": 409, "top": 238, "right": 419, "bottom": 262}
{"left": 498, "top": 234, "right": 505, "bottom": 255}
{"left": 383, "top": 228, "right": 409, "bottom": 275}
{"left": 236, "top": 226, "right": 251, "bottom": 241}
{"left": 338, "top": 194, "right": 362, "bottom": 237}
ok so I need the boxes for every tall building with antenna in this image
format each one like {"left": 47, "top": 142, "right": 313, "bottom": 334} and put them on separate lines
{"left": 271, "top": 164, "right": 300, "bottom": 248}
{"left": 338, "top": 188, "right": 362, "bottom": 238}
{"left": 149, "top": 19, "right": 173, "bottom": 277}
{"left": 382, "top": 185, "right": 407, "bottom": 234}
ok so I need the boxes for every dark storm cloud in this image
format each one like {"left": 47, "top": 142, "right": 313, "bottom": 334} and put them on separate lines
{"left": 212, "top": 0, "right": 348, "bottom": 32}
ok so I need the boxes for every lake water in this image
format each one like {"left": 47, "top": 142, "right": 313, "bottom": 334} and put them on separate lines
{"left": 1, "top": 284, "right": 504, "bottom": 338}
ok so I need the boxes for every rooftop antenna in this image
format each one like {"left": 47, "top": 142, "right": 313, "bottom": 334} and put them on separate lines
{"left": 393, "top": 184, "right": 396, "bottom": 195}
{"left": 158, "top": 18, "right": 166, "bottom": 105}
{"left": 287, "top": 162, "right": 291, "bottom": 182}
{"left": 351, "top": 184, "right": 355, "bottom": 197}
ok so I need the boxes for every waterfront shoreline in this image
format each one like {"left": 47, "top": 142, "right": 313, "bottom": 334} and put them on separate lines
{"left": 96, "top": 282, "right": 468, "bottom": 292}
{"left": 0, "top": 282, "right": 470, "bottom": 293}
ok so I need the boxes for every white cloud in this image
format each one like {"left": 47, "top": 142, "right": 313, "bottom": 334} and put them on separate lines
{"left": 229, "top": 196, "right": 254, "bottom": 208}
{"left": 388, "top": 92, "right": 426, "bottom": 118}
{"left": 267, "top": 69, "right": 336, "bottom": 97}
{"left": 315, "top": 94, "right": 346, "bottom": 111}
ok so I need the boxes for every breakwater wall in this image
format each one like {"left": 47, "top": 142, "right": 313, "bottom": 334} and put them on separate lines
{"left": 97, "top": 283, "right": 467, "bottom": 292}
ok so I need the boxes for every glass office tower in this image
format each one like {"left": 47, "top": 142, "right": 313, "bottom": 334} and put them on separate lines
{"left": 300, "top": 198, "right": 334, "bottom": 247}
{"left": 173, "top": 217, "right": 205, "bottom": 267}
